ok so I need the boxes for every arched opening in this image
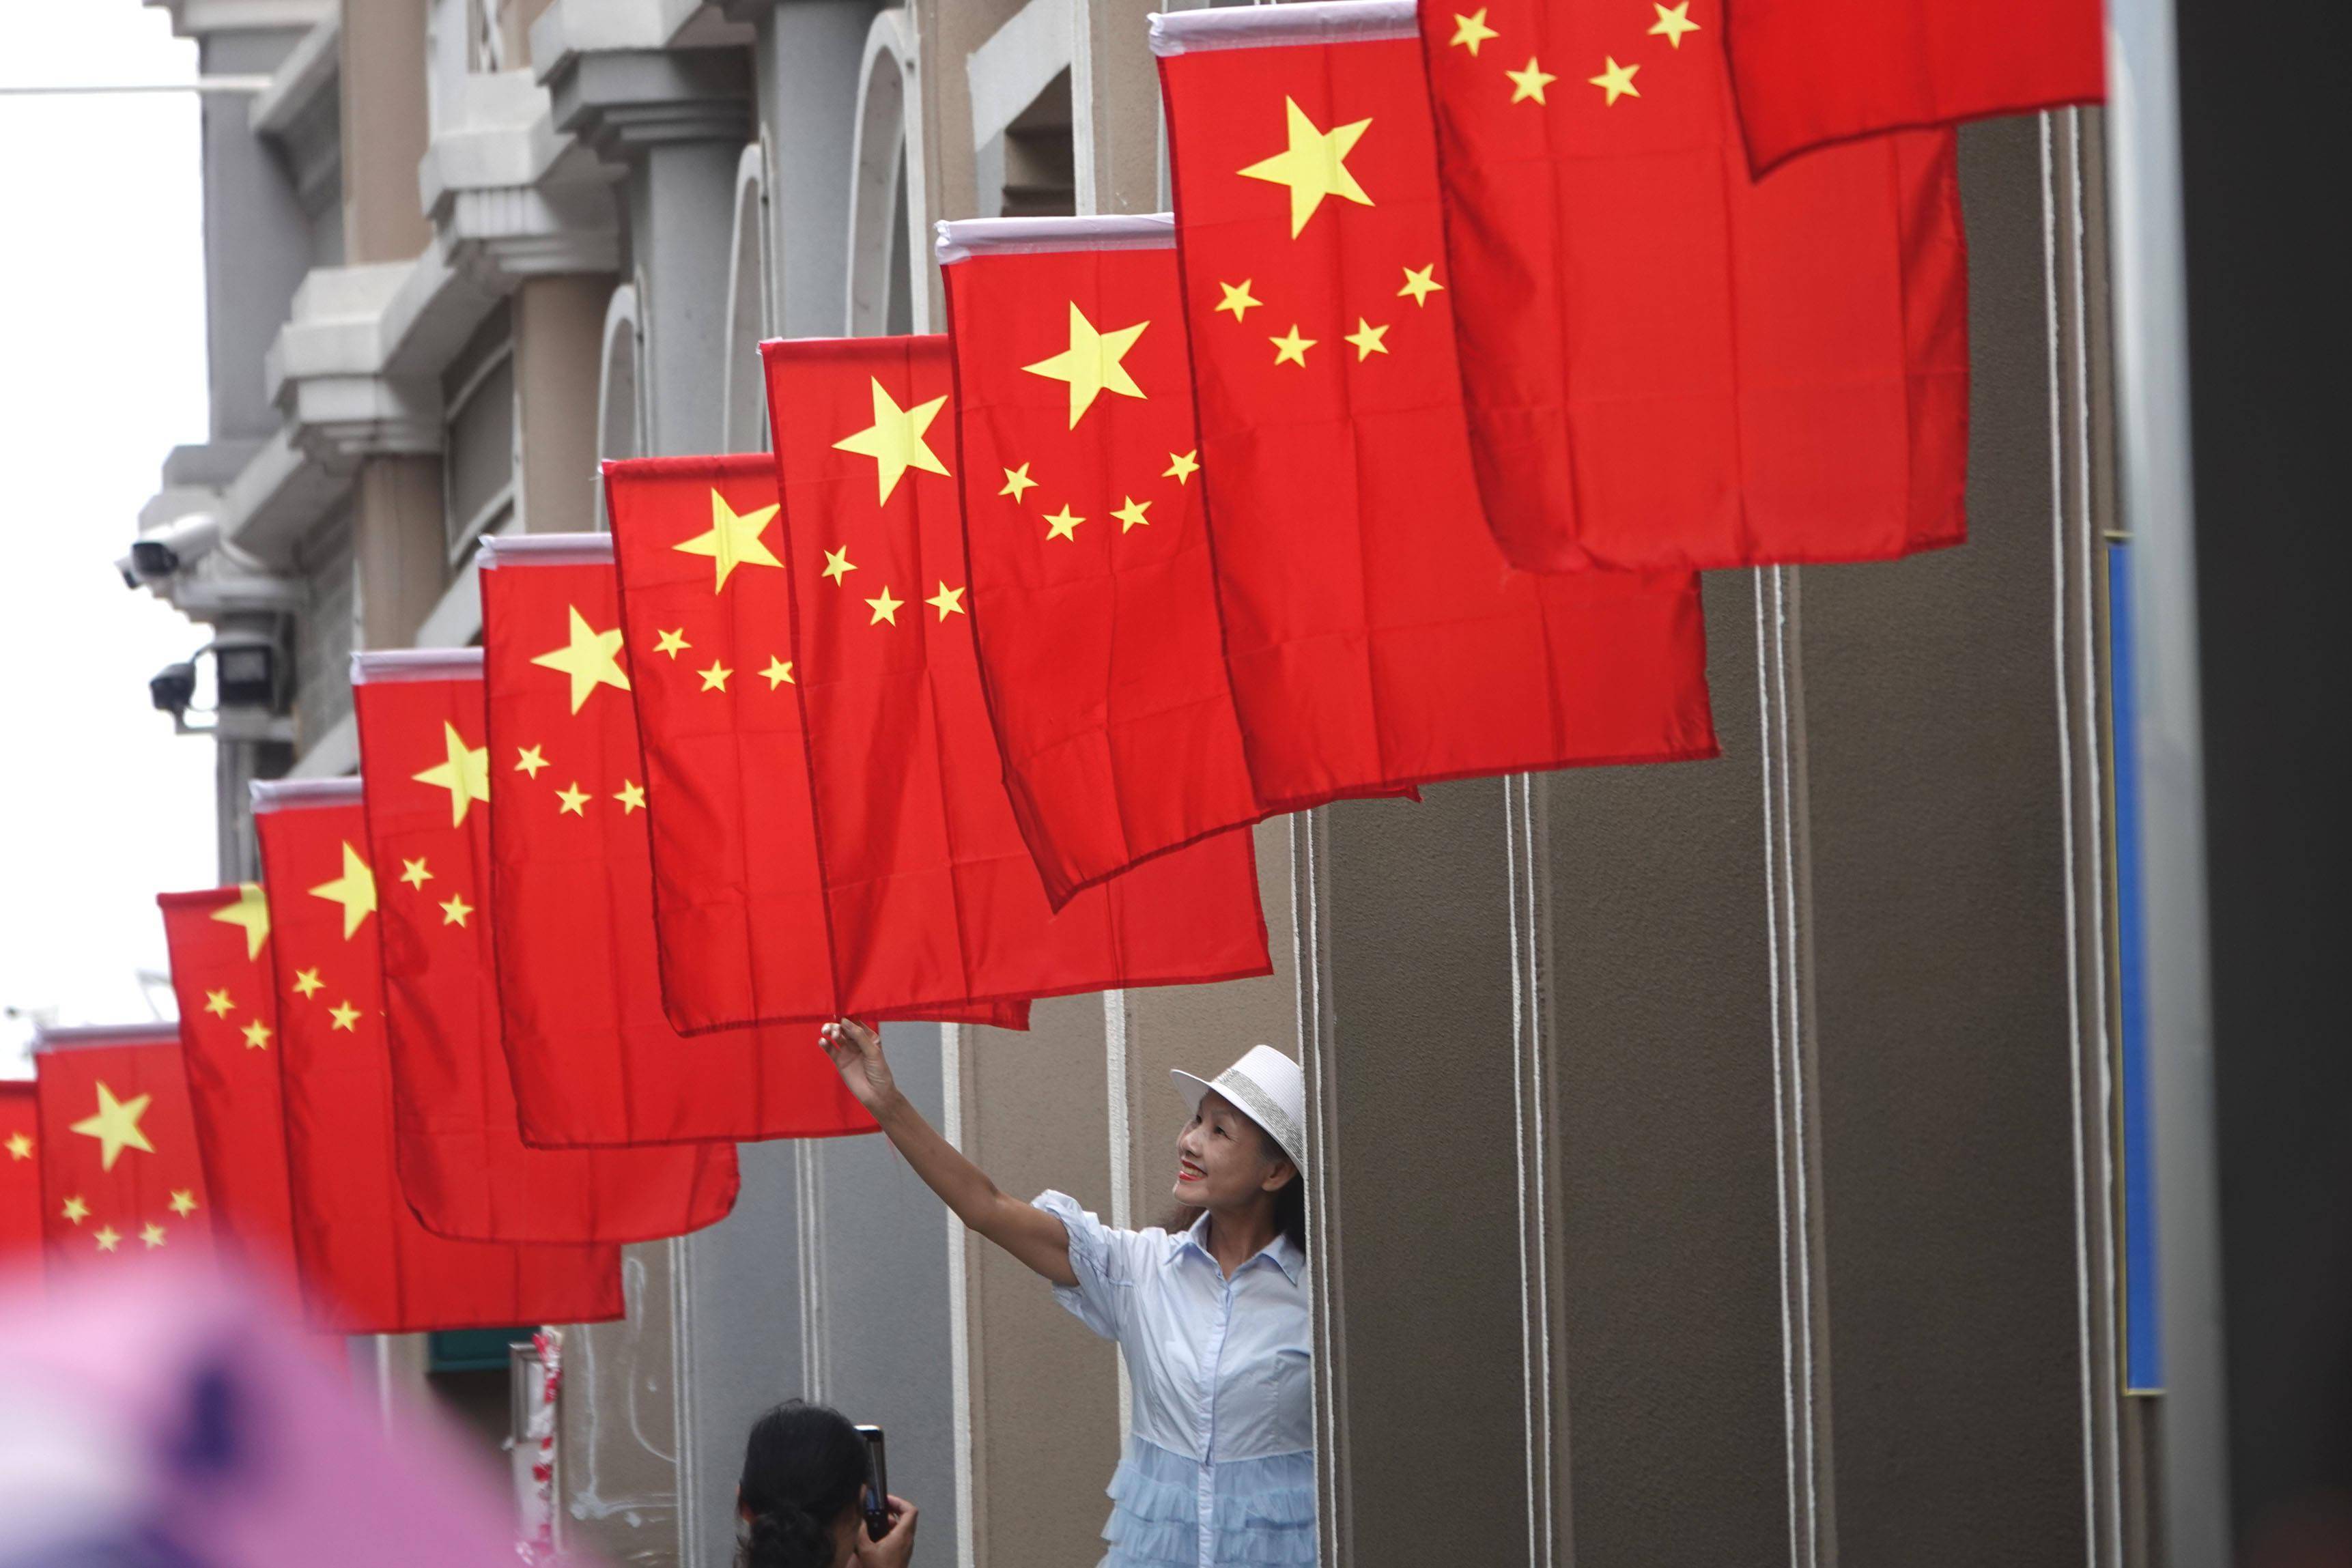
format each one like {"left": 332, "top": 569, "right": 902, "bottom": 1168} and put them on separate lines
{"left": 847, "top": 12, "right": 926, "bottom": 336}
{"left": 593, "top": 283, "right": 642, "bottom": 530}
{"left": 722, "top": 143, "right": 773, "bottom": 452}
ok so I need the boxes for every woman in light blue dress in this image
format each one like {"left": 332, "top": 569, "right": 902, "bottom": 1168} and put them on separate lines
{"left": 820, "top": 1023, "right": 1314, "bottom": 1568}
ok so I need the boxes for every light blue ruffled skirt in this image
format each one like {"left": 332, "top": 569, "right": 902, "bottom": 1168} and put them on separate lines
{"left": 1096, "top": 1438, "right": 1316, "bottom": 1568}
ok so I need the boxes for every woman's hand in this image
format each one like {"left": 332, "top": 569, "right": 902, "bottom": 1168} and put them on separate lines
{"left": 853, "top": 1494, "right": 918, "bottom": 1568}
{"left": 819, "top": 1020, "right": 899, "bottom": 1117}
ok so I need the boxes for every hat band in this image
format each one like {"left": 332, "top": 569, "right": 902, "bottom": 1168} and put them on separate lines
{"left": 1212, "top": 1068, "right": 1306, "bottom": 1174}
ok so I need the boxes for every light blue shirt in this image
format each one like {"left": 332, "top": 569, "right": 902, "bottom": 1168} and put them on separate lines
{"left": 1035, "top": 1191, "right": 1316, "bottom": 1568}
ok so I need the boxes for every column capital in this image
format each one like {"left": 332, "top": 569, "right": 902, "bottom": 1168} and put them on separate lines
{"left": 545, "top": 48, "right": 754, "bottom": 158}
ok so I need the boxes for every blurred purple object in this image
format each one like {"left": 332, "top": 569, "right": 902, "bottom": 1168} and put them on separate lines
{"left": 0, "top": 1262, "right": 569, "bottom": 1568}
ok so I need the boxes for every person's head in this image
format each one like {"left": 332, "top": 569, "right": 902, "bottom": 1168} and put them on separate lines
{"left": 1167, "top": 1046, "right": 1307, "bottom": 1250}
{"left": 736, "top": 1401, "right": 868, "bottom": 1568}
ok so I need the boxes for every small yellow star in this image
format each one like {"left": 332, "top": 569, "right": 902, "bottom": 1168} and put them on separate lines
{"left": 1000, "top": 464, "right": 1038, "bottom": 502}
{"left": 1023, "top": 302, "right": 1150, "bottom": 428}
{"left": 866, "top": 588, "right": 904, "bottom": 626}
{"left": 530, "top": 606, "right": 633, "bottom": 714}
{"left": 926, "top": 582, "right": 966, "bottom": 620}
{"left": 698, "top": 661, "right": 733, "bottom": 693}
{"left": 673, "top": 488, "right": 785, "bottom": 593}
{"left": 292, "top": 967, "right": 323, "bottom": 999}
{"left": 1164, "top": 450, "right": 1200, "bottom": 484}
{"left": 821, "top": 547, "right": 857, "bottom": 584}
{"left": 1648, "top": 1, "right": 1699, "bottom": 47}
{"left": 1509, "top": 57, "right": 1560, "bottom": 104}
{"left": 1044, "top": 505, "right": 1085, "bottom": 542}
{"left": 515, "top": 745, "right": 550, "bottom": 779}
{"left": 140, "top": 1222, "right": 167, "bottom": 1249}
{"left": 1113, "top": 496, "right": 1153, "bottom": 532}
{"left": 1216, "top": 281, "right": 1262, "bottom": 321}
{"left": 328, "top": 1001, "right": 362, "bottom": 1032}
{"left": 1451, "top": 8, "right": 1499, "bottom": 53}
{"left": 1398, "top": 264, "right": 1445, "bottom": 306}
{"left": 61, "top": 1195, "right": 87, "bottom": 1225}
{"left": 1587, "top": 57, "right": 1640, "bottom": 104}
{"left": 240, "top": 1018, "right": 272, "bottom": 1051}
{"left": 1344, "top": 319, "right": 1391, "bottom": 360}
{"left": 761, "top": 657, "right": 795, "bottom": 689}
{"left": 399, "top": 857, "right": 433, "bottom": 889}
{"left": 4, "top": 1132, "right": 30, "bottom": 1160}
{"left": 832, "top": 379, "right": 952, "bottom": 503}
{"left": 94, "top": 1225, "right": 122, "bottom": 1253}
{"left": 308, "top": 842, "right": 377, "bottom": 940}
{"left": 653, "top": 629, "right": 690, "bottom": 659}
{"left": 1271, "top": 326, "right": 1316, "bottom": 367}
{"left": 1238, "top": 98, "right": 1375, "bottom": 238}
{"left": 556, "top": 783, "right": 591, "bottom": 816}
{"left": 613, "top": 781, "right": 647, "bottom": 814}
{"left": 208, "top": 883, "right": 272, "bottom": 960}
{"left": 167, "top": 1189, "right": 198, "bottom": 1217}
{"left": 70, "top": 1082, "right": 154, "bottom": 1170}
{"left": 438, "top": 895, "right": 474, "bottom": 927}
{"left": 201, "top": 988, "right": 234, "bottom": 1018}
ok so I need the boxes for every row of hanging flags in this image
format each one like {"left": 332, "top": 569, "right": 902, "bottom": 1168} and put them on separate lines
{"left": 3, "top": 0, "right": 2101, "bottom": 1330}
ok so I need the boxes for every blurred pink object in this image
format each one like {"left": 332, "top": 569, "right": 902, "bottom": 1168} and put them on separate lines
{"left": 0, "top": 1261, "right": 583, "bottom": 1568}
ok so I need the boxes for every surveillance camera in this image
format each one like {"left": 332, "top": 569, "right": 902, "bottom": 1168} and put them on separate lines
{"left": 115, "top": 557, "right": 139, "bottom": 590}
{"left": 128, "top": 513, "right": 223, "bottom": 582}
{"left": 150, "top": 661, "right": 198, "bottom": 715}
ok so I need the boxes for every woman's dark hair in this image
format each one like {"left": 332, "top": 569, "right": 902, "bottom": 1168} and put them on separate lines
{"left": 1163, "top": 1123, "right": 1307, "bottom": 1252}
{"left": 737, "top": 1400, "right": 866, "bottom": 1568}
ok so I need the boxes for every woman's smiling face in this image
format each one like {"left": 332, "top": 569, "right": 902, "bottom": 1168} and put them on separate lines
{"left": 1172, "top": 1090, "right": 1292, "bottom": 1212}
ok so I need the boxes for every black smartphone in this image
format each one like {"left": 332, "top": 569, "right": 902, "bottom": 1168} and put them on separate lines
{"left": 853, "top": 1424, "right": 890, "bottom": 1541}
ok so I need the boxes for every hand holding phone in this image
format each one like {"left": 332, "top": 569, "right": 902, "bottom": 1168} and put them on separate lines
{"left": 853, "top": 1425, "right": 890, "bottom": 1541}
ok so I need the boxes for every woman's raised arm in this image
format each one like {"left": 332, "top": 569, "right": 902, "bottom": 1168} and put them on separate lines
{"left": 820, "top": 1020, "right": 1081, "bottom": 1287}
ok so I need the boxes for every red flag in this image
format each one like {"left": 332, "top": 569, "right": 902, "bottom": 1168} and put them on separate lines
{"left": 1408, "top": 0, "right": 1969, "bottom": 571}
{"left": 757, "top": 335, "right": 1273, "bottom": 1016}
{"left": 253, "top": 780, "right": 623, "bottom": 1333}
{"left": 1723, "top": 0, "right": 2103, "bottom": 175}
{"left": 1, "top": 1081, "right": 44, "bottom": 1267}
{"left": 157, "top": 885, "right": 299, "bottom": 1272}
{"left": 1152, "top": 8, "right": 1718, "bottom": 799}
{"left": 935, "top": 216, "right": 1270, "bottom": 904}
{"left": 31, "top": 1023, "right": 216, "bottom": 1273}
{"left": 595, "top": 461, "right": 1030, "bottom": 1034}
{"left": 352, "top": 653, "right": 740, "bottom": 1243}
{"left": 475, "top": 534, "right": 879, "bottom": 1145}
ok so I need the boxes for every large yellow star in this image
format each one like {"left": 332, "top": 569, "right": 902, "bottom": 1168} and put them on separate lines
{"left": 1648, "top": 1, "right": 1699, "bottom": 47}
{"left": 4, "top": 1132, "right": 30, "bottom": 1160}
{"left": 1238, "top": 98, "right": 1374, "bottom": 238}
{"left": 1450, "top": 8, "right": 1499, "bottom": 53}
{"left": 240, "top": 1018, "right": 272, "bottom": 1051}
{"left": 1509, "top": 57, "right": 1561, "bottom": 104}
{"left": 201, "top": 988, "right": 234, "bottom": 1018}
{"left": 531, "top": 605, "right": 633, "bottom": 715}
{"left": 410, "top": 721, "right": 492, "bottom": 827}
{"left": 832, "top": 379, "right": 952, "bottom": 503}
{"left": 167, "top": 1188, "right": 198, "bottom": 1217}
{"left": 1023, "top": 304, "right": 1150, "bottom": 428}
{"left": 926, "top": 582, "right": 966, "bottom": 621}
{"left": 208, "top": 882, "right": 271, "bottom": 961}
{"left": 1587, "top": 57, "right": 1640, "bottom": 104}
{"left": 673, "top": 488, "right": 784, "bottom": 593}
{"left": 70, "top": 1082, "right": 154, "bottom": 1171}
{"left": 308, "top": 842, "right": 378, "bottom": 940}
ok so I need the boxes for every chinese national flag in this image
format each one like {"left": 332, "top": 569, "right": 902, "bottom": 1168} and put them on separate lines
{"left": 157, "top": 885, "right": 298, "bottom": 1272}
{"left": 1411, "top": 0, "right": 1970, "bottom": 571}
{"left": 352, "top": 654, "right": 740, "bottom": 1243}
{"left": 474, "top": 534, "right": 879, "bottom": 1145}
{"left": 937, "top": 218, "right": 1266, "bottom": 904}
{"left": 1723, "top": 0, "right": 2103, "bottom": 175}
{"left": 597, "top": 461, "right": 1030, "bottom": 1035}
{"left": 32, "top": 1023, "right": 216, "bottom": 1272}
{"left": 1, "top": 1081, "right": 43, "bottom": 1266}
{"left": 1152, "top": 9, "right": 1718, "bottom": 801}
{"left": 253, "top": 782, "right": 622, "bottom": 1333}
{"left": 756, "top": 336, "right": 1273, "bottom": 1016}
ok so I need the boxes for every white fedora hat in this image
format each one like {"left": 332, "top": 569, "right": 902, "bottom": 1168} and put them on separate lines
{"left": 1171, "top": 1044, "right": 1307, "bottom": 1175}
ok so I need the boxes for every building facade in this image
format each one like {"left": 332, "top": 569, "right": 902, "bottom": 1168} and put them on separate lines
{"left": 128, "top": 2, "right": 2149, "bottom": 1565}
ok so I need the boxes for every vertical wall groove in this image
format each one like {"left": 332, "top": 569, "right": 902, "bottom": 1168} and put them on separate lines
{"left": 1293, "top": 808, "right": 1351, "bottom": 1568}
{"left": 1505, "top": 773, "right": 1563, "bottom": 1567}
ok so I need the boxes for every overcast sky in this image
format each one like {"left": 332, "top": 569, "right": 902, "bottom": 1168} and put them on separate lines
{"left": 0, "top": 5, "right": 221, "bottom": 1070}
